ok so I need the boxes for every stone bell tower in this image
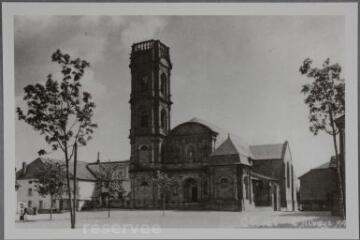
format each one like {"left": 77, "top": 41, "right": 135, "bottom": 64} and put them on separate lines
{"left": 129, "top": 40, "right": 172, "bottom": 208}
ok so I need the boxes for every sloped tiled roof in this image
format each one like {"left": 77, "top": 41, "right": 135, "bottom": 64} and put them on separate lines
{"left": 211, "top": 135, "right": 253, "bottom": 160}
{"left": 250, "top": 142, "right": 286, "bottom": 160}
{"left": 16, "top": 157, "right": 96, "bottom": 181}
{"left": 298, "top": 157, "right": 337, "bottom": 179}
{"left": 87, "top": 160, "right": 129, "bottom": 179}
{"left": 211, "top": 137, "right": 238, "bottom": 156}
{"left": 313, "top": 156, "right": 338, "bottom": 170}
{"left": 187, "top": 117, "right": 253, "bottom": 157}
{"left": 313, "top": 161, "right": 332, "bottom": 170}
{"left": 70, "top": 160, "right": 97, "bottom": 181}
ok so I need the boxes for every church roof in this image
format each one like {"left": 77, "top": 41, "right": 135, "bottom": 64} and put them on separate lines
{"left": 211, "top": 136, "right": 238, "bottom": 156}
{"left": 211, "top": 135, "right": 253, "bottom": 158}
{"left": 176, "top": 117, "right": 290, "bottom": 162}
{"left": 187, "top": 117, "right": 252, "bottom": 155}
{"left": 250, "top": 142, "right": 287, "bottom": 160}
{"left": 188, "top": 118, "right": 223, "bottom": 135}
{"left": 210, "top": 136, "right": 253, "bottom": 166}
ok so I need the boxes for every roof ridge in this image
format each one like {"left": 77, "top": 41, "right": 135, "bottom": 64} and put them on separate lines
{"left": 312, "top": 161, "right": 331, "bottom": 170}
{"left": 87, "top": 160, "right": 130, "bottom": 165}
{"left": 250, "top": 142, "right": 286, "bottom": 147}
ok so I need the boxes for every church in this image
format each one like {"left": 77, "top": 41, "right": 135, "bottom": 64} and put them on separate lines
{"left": 128, "top": 40, "right": 297, "bottom": 211}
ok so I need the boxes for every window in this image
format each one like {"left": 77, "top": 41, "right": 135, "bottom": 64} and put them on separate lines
{"left": 203, "top": 181, "right": 208, "bottom": 195}
{"left": 220, "top": 178, "right": 230, "bottom": 189}
{"left": 140, "top": 111, "right": 149, "bottom": 128}
{"left": 140, "top": 181, "right": 149, "bottom": 191}
{"left": 28, "top": 181, "right": 32, "bottom": 184}
{"left": 160, "top": 73, "right": 167, "bottom": 95}
{"left": 28, "top": 188, "right": 32, "bottom": 196}
{"left": 187, "top": 147, "right": 195, "bottom": 162}
{"left": 220, "top": 178, "right": 229, "bottom": 184}
{"left": 140, "top": 145, "right": 149, "bottom": 151}
{"left": 291, "top": 164, "right": 294, "bottom": 190}
{"left": 140, "top": 76, "right": 149, "bottom": 92}
{"left": 161, "top": 109, "right": 166, "bottom": 129}
{"left": 286, "top": 162, "right": 290, "bottom": 188}
{"left": 39, "top": 200, "right": 43, "bottom": 209}
{"left": 244, "top": 177, "right": 249, "bottom": 199}
{"left": 28, "top": 200, "right": 32, "bottom": 208}
{"left": 173, "top": 185, "right": 179, "bottom": 195}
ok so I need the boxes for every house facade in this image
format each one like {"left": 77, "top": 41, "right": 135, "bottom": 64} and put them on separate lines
{"left": 16, "top": 158, "right": 130, "bottom": 212}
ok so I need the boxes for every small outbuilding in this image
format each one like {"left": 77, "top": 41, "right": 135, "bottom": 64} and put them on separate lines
{"left": 298, "top": 161, "right": 338, "bottom": 211}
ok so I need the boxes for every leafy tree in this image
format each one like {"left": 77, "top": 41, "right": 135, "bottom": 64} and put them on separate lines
{"left": 95, "top": 163, "right": 125, "bottom": 218}
{"left": 152, "top": 170, "right": 177, "bottom": 216}
{"left": 35, "top": 160, "right": 67, "bottom": 220}
{"left": 299, "top": 58, "right": 345, "bottom": 217}
{"left": 17, "top": 49, "right": 97, "bottom": 228}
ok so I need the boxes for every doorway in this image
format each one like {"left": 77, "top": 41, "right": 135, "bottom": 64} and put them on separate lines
{"left": 191, "top": 186, "right": 198, "bottom": 202}
{"left": 184, "top": 178, "right": 198, "bottom": 203}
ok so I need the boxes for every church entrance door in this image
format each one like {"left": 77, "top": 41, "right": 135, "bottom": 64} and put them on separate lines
{"left": 184, "top": 178, "right": 198, "bottom": 203}
{"left": 191, "top": 186, "right": 198, "bottom": 202}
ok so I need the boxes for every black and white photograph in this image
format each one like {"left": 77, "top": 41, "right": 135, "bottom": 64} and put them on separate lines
{"left": 2, "top": 2, "right": 358, "bottom": 239}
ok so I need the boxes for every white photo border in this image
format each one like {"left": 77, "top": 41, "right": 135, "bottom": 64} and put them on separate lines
{"left": 2, "top": 2, "right": 358, "bottom": 239}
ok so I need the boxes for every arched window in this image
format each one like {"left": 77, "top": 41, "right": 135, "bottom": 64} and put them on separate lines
{"left": 173, "top": 184, "right": 179, "bottom": 195}
{"left": 203, "top": 181, "right": 208, "bottom": 195}
{"left": 161, "top": 109, "right": 166, "bottom": 129}
{"left": 187, "top": 146, "right": 195, "bottom": 162}
{"left": 219, "top": 177, "right": 230, "bottom": 189}
{"left": 140, "top": 181, "right": 149, "bottom": 192}
{"left": 139, "top": 145, "right": 149, "bottom": 151}
{"left": 140, "top": 111, "right": 149, "bottom": 128}
{"left": 286, "top": 162, "right": 290, "bottom": 188}
{"left": 140, "top": 75, "right": 149, "bottom": 92}
{"left": 28, "top": 188, "right": 32, "bottom": 196}
{"left": 160, "top": 73, "right": 167, "bottom": 95}
{"left": 140, "top": 181, "right": 149, "bottom": 187}
{"left": 220, "top": 178, "right": 229, "bottom": 184}
{"left": 139, "top": 145, "right": 151, "bottom": 163}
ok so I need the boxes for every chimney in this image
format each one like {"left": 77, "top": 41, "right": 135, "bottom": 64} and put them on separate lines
{"left": 97, "top": 152, "right": 100, "bottom": 164}
{"left": 22, "top": 162, "right": 27, "bottom": 175}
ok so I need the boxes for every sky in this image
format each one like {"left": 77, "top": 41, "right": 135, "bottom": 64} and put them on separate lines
{"left": 14, "top": 15, "right": 345, "bottom": 177}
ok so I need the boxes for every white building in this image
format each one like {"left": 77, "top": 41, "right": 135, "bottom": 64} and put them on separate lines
{"left": 16, "top": 157, "right": 131, "bottom": 212}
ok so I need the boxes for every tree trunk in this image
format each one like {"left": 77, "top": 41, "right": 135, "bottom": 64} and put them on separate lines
{"left": 72, "top": 142, "right": 78, "bottom": 228}
{"left": 162, "top": 194, "right": 165, "bottom": 216}
{"left": 64, "top": 142, "right": 74, "bottom": 229}
{"left": 50, "top": 195, "right": 53, "bottom": 221}
{"left": 329, "top": 109, "right": 345, "bottom": 218}
{"left": 108, "top": 196, "right": 110, "bottom": 218}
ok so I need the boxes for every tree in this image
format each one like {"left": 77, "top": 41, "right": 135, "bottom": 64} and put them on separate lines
{"left": 96, "top": 164, "right": 125, "bottom": 218}
{"left": 152, "top": 170, "right": 177, "bottom": 216}
{"left": 17, "top": 49, "right": 97, "bottom": 228}
{"left": 35, "top": 160, "right": 67, "bottom": 220}
{"left": 299, "top": 58, "right": 345, "bottom": 217}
